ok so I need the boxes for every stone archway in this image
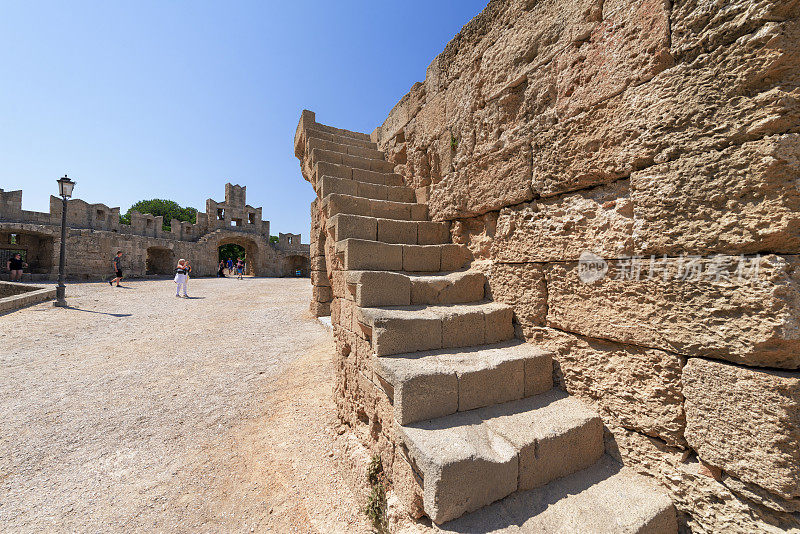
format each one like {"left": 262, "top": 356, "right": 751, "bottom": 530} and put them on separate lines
{"left": 217, "top": 236, "right": 260, "bottom": 276}
{"left": 146, "top": 246, "right": 175, "bottom": 275}
{"left": 0, "top": 229, "right": 56, "bottom": 274}
{"left": 286, "top": 254, "right": 309, "bottom": 277}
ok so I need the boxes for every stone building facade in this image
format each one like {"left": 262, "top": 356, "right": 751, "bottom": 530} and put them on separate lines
{"left": 298, "top": 1, "right": 800, "bottom": 532}
{"left": 0, "top": 183, "right": 309, "bottom": 280}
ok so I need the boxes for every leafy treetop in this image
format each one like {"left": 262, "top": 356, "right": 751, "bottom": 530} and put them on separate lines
{"left": 119, "top": 199, "right": 198, "bottom": 231}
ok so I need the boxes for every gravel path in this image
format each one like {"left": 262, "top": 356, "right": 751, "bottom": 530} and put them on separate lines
{"left": 0, "top": 278, "right": 372, "bottom": 533}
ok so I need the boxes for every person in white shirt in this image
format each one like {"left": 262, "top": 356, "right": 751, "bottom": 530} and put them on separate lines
{"left": 174, "top": 259, "right": 189, "bottom": 298}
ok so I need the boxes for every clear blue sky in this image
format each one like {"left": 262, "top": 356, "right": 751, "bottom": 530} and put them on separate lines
{"left": 0, "top": 1, "right": 486, "bottom": 237}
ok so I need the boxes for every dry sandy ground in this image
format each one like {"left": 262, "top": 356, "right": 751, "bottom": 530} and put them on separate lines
{"left": 0, "top": 278, "right": 373, "bottom": 533}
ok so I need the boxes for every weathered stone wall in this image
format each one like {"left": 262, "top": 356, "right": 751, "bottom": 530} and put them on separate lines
{"left": 0, "top": 184, "right": 310, "bottom": 280}
{"left": 309, "top": 198, "right": 332, "bottom": 316}
{"left": 371, "top": 1, "right": 800, "bottom": 531}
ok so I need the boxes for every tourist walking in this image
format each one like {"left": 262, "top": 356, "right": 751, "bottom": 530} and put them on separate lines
{"left": 236, "top": 258, "right": 244, "bottom": 280}
{"left": 109, "top": 251, "right": 124, "bottom": 287}
{"left": 217, "top": 260, "right": 226, "bottom": 277}
{"left": 7, "top": 253, "right": 27, "bottom": 282}
{"left": 226, "top": 258, "right": 234, "bottom": 275}
{"left": 174, "top": 259, "right": 189, "bottom": 297}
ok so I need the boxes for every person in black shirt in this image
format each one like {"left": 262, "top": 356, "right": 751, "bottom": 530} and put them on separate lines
{"left": 7, "top": 253, "right": 27, "bottom": 282}
{"left": 109, "top": 251, "right": 124, "bottom": 287}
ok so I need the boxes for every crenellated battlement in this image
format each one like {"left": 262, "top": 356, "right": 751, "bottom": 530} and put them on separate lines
{"left": 0, "top": 183, "right": 281, "bottom": 243}
{"left": 0, "top": 183, "right": 309, "bottom": 280}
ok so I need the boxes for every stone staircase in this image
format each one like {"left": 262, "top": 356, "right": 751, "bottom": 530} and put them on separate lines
{"left": 296, "top": 112, "right": 677, "bottom": 532}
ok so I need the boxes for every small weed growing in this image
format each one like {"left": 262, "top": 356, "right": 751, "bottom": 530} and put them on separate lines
{"left": 367, "top": 454, "right": 383, "bottom": 486}
{"left": 364, "top": 483, "right": 387, "bottom": 532}
{"left": 450, "top": 133, "right": 458, "bottom": 151}
{"left": 364, "top": 454, "right": 388, "bottom": 532}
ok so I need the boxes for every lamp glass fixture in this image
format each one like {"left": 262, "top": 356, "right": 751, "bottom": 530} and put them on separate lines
{"left": 57, "top": 175, "right": 75, "bottom": 198}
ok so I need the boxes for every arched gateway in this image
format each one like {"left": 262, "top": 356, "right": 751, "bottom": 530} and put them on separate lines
{"left": 216, "top": 235, "right": 260, "bottom": 276}
{"left": 0, "top": 184, "right": 310, "bottom": 280}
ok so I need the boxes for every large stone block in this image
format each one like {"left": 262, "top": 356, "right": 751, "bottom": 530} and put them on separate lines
{"left": 605, "top": 420, "right": 800, "bottom": 532}
{"left": 683, "top": 358, "right": 800, "bottom": 500}
{"left": 632, "top": 134, "right": 800, "bottom": 256}
{"left": 339, "top": 239, "right": 403, "bottom": 271}
{"left": 483, "top": 302, "right": 515, "bottom": 344}
{"left": 545, "top": 255, "right": 800, "bottom": 368}
{"left": 530, "top": 19, "right": 800, "bottom": 198}
{"left": 529, "top": 327, "right": 686, "bottom": 446}
{"left": 348, "top": 270, "right": 411, "bottom": 308}
{"left": 402, "top": 245, "right": 440, "bottom": 272}
{"left": 410, "top": 270, "right": 485, "bottom": 305}
{"left": 552, "top": 0, "right": 673, "bottom": 118}
{"left": 428, "top": 140, "right": 533, "bottom": 221}
{"left": 328, "top": 213, "right": 377, "bottom": 243}
{"left": 426, "top": 170, "right": 469, "bottom": 222}
{"left": 313, "top": 285, "right": 333, "bottom": 303}
{"left": 417, "top": 221, "right": 450, "bottom": 245}
{"left": 670, "top": 0, "right": 800, "bottom": 61}
{"left": 440, "top": 243, "right": 472, "bottom": 271}
{"left": 377, "top": 218, "right": 416, "bottom": 245}
{"left": 493, "top": 180, "right": 634, "bottom": 263}
{"left": 441, "top": 306, "right": 485, "bottom": 348}
{"left": 310, "top": 270, "right": 330, "bottom": 287}
{"left": 488, "top": 263, "right": 547, "bottom": 331}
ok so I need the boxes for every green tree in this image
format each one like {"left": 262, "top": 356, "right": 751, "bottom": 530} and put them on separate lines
{"left": 218, "top": 243, "right": 246, "bottom": 262}
{"left": 269, "top": 235, "right": 279, "bottom": 244}
{"left": 121, "top": 199, "right": 198, "bottom": 231}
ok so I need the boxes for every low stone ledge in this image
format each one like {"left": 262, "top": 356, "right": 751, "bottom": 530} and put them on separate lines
{"left": 0, "top": 282, "right": 56, "bottom": 314}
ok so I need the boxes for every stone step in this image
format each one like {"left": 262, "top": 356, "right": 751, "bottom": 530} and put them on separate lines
{"left": 408, "top": 270, "right": 485, "bottom": 304}
{"left": 305, "top": 127, "right": 378, "bottom": 151}
{"left": 376, "top": 340, "right": 553, "bottom": 425}
{"left": 327, "top": 213, "right": 449, "bottom": 245}
{"left": 345, "top": 269, "right": 484, "bottom": 307}
{"left": 335, "top": 239, "right": 472, "bottom": 273}
{"left": 355, "top": 301, "right": 514, "bottom": 356}
{"left": 319, "top": 175, "right": 415, "bottom": 204}
{"left": 398, "top": 391, "right": 605, "bottom": 524}
{"left": 323, "top": 193, "right": 428, "bottom": 222}
{"left": 314, "top": 161, "right": 405, "bottom": 187}
{"left": 307, "top": 122, "right": 370, "bottom": 142}
{"left": 440, "top": 455, "right": 678, "bottom": 533}
{"left": 307, "top": 136, "right": 385, "bottom": 161}
{"left": 311, "top": 147, "right": 394, "bottom": 174}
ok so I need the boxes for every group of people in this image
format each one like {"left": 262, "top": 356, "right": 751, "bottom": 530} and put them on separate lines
{"left": 217, "top": 257, "right": 245, "bottom": 280}
{"left": 5, "top": 248, "right": 248, "bottom": 296}
{"left": 8, "top": 249, "right": 244, "bottom": 296}
{"left": 107, "top": 251, "right": 194, "bottom": 297}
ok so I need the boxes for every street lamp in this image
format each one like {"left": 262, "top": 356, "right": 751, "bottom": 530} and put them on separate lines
{"left": 54, "top": 175, "right": 75, "bottom": 307}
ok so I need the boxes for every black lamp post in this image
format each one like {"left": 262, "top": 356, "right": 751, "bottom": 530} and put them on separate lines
{"left": 54, "top": 175, "right": 75, "bottom": 307}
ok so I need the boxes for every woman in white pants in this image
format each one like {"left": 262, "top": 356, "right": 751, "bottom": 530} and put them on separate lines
{"left": 174, "top": 259, "right": 189, "bottom": 298}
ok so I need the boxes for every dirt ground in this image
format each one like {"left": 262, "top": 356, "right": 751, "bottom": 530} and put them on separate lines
{"left": 0, "top": 277, "right": 373, "bottom": 533}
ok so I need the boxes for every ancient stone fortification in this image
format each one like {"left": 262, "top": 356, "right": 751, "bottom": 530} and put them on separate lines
{"left": 297, "top": 0, "right": 800, "bottom": 532}
{"left": 0, "top": 183, "right": 310, "bottom": 280}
